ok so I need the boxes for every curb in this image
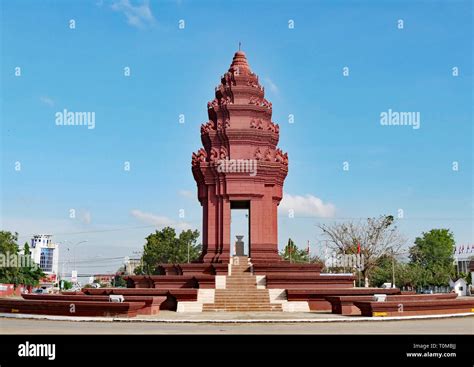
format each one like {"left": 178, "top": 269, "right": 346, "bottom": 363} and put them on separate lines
{"left": 0, "top": 312, "right": 473, "bottom": 324}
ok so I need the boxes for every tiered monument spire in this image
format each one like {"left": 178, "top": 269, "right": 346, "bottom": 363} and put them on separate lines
{"left": 192, "top": 50, "right": 288, "bottom": 263}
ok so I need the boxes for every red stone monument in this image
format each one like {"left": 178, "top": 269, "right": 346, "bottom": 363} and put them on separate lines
{"left": 6, "top": 50, "right": 473, "bottom": 316}
{"left": 192, "top": 50, "right": 288, "bottom": 263}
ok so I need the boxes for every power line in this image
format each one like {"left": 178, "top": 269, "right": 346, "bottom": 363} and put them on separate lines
{"left": 58, "top": 257, "right": 125, "bottom": 264}
{"left": 14, "top": 222, "right": 201, "bottom": 239}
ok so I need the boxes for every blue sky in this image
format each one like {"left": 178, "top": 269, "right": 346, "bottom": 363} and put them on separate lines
{"left": 1, "top": 0, "right": 472, "bottom": 275}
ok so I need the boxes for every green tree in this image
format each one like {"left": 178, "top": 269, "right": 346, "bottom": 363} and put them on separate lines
{"left": 369, "top": 254, "right": 394, "bottom": 287}
{"left": 61, "top": 280, "right": 73, "bottom": 290}
{"left": 409, "top": 229, "right": 455, "bottom": 286}
{"left": 112, "top": 266, "right": 127, "bottom": 287}
{"left": 0, "top": 231, "right": 44, "bottom": 287}
{"left": 370, "top": 257, "right": 429, "bottom": 289}
{"left": 280, "top": 238, "right": 309, "bottom": 263}
{"left": 140, "top": 227, "right": 201, "bottom": 274}
{"left": 113, "top": 275, "right": 127, "bottom": 287}
{"left": 0, "top": 231, "right": 20, "bottom": 284}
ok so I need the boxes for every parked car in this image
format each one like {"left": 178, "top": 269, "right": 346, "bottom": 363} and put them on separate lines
{"left": 32, "top": 288, "right": 47, "bottom": 294}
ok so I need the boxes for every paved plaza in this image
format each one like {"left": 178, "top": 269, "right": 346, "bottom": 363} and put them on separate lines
{"left": 1, "top": 313, "right": 472, "bottom": 334}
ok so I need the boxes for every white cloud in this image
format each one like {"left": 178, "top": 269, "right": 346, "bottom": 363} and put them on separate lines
{"left": 81, "top": 211, "right": 92, "bottom": 225}
{"left": 130, "top": 209, "right": 193, "bottom": 230}
{"left": 279, "top": 193, "right": 336, "bottom": 218}
{"left": 111, "top": 0, "right": 155, "bottom": 28}
{"left": 264, "top": 77, "right": 279, "bottom": 94}
{"left": 40, "top": 96, "right": 55, "bottom": 107}
{"left": 178, "top": 190, "right": 194, "bottom": 199}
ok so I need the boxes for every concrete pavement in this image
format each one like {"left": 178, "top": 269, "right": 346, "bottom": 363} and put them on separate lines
{"left": 1, "top": 314, "right": 472, "bottom": 334}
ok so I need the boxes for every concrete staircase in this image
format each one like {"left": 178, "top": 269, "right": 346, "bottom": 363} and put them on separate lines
{"left": 202, "top": 256, "right": 282, "bottom": 312}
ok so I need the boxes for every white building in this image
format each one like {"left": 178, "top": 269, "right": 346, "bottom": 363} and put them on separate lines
{"left": 124, "top": 258, "right": 141, "bottom": 275}
{"left": 449, "top": 278, "right": 468, "bottom": 297}
{"left": 453, "top": 244, "right": 473, "bottom": 274}
{"left": 30, "top": 234, "right": 59, "bottom": 277}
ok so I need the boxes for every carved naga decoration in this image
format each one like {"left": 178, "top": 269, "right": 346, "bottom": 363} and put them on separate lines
{"left": 201, "top": 120, "right": 215, "bottom": 134}
{"left": 219, "top": 146, "right": 228, "bottom": 160}
{"left": 192, "top": 148, "right": 207, "bottom": 166}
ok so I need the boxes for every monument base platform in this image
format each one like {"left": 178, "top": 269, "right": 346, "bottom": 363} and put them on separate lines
{"left": 2, "top": 257, "right": 473, "bottom": 317}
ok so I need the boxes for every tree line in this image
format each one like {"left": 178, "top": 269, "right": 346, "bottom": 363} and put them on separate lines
{"left": 1, "top": 215, "right": 469, "bottom": 289}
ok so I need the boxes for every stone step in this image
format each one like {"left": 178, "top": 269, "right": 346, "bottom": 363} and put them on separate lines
{"left": 215, "top": 293, "right": 268, "bottom": 296}
{"left": 230, "top": 270, "right": 252, "bottom": 273}
{"left": 203, "top": 303, "right": 280, "bottom": 307}
{"left": 224, "top": 289, "right": 260, "bottom": 292}
{"left": 215, "top": 290, "right": 268, "bottom": 294}
{"left": 203, "top": 307, "right": 282, "bottom": 312}
{"left": 202, "top": 307, "right": 282, "bottom": 312}
{"left": 214, "top": 299, "right": 270, "bottom": 302}
{"left": 203, "top": 301, "right": 281, "bottom": 307}
{"left": 210, "top": 300, "right": 271, "bottom": 303}
{"left": 212, "top": 296, "right": 269, "bottom": 299}
{"left": 213, "top": 299, "right": 268, "bottom": 303}
{"left": 225, "top": 281, "right": 258, "bottom": 284}
{"left": 225, "top": 278, "right": 256, "bottom": 281}
{"left": 227, "top": 278, "right": 254, "bottom": 281}
{"left": 210, "top": 303, "right": 272, "bottom": 307}
{"left": 215, "top": 291, "right": 268, "bottom": 294}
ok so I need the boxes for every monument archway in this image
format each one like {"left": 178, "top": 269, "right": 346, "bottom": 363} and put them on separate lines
{"left": 192, "top": 50, "right": 288, "bottom": 263}
{"left": 230, "top": 200, "right": 250, "bottom": 257}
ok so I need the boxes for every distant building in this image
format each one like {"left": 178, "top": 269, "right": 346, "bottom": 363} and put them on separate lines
{"left": 453, "top": 244, "right": 473, "bottom": 274}
{"left": 30, "top": 234, "right": 59, "bottom": 278}
{"left": 94, "top": 274, "right": 115, "bottom": 286}
{"left": 470, "top": 260, "right": 474, "bottom": 284}
{"left": 124, "top": 258, "right": 141, "bottom": 275}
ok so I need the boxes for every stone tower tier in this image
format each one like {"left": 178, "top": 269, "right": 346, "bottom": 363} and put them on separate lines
{"left": 192, "top": 50, "right": 288, "bottom": 263}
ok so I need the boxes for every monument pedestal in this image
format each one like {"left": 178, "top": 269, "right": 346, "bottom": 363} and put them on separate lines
{"left": 235, "top": 235, "right": 245, "bottom": 256}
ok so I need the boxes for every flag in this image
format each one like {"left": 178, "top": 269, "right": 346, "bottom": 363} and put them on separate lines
{"left": 357, "top": 242, "right": 361, "bottom": 254}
